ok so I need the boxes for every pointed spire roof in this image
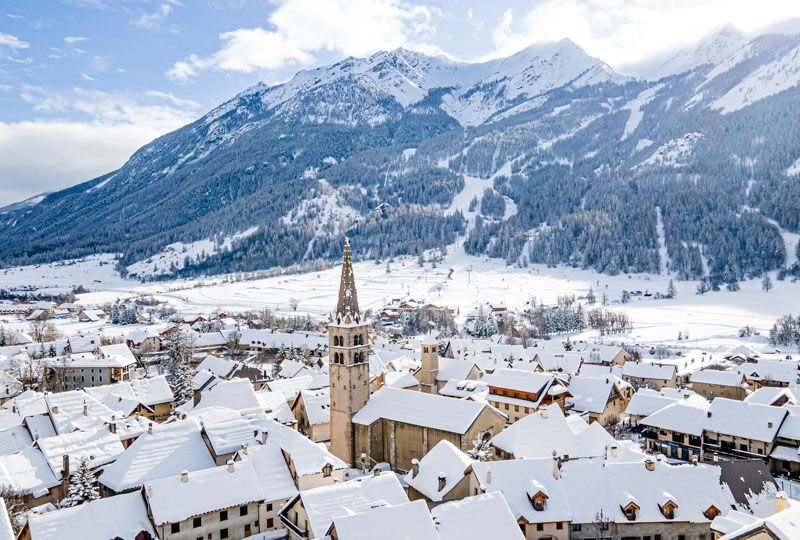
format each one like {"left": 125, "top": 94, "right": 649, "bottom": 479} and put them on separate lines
{"left": 336, "top": 238, "right": 360, "bottom": 318}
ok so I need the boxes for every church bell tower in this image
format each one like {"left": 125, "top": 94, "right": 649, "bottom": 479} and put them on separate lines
{"left": 329, "top": 238, "right": 370, "bottom": 465}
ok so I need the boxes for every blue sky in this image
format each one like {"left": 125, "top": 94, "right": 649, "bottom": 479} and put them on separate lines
{"left": 1, "top": 0, "right": 799, "bottom": 205}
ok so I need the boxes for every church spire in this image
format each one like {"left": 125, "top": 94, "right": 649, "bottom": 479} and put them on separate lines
{"left": 336, "top": 238, "right": 360, "bottom": 318}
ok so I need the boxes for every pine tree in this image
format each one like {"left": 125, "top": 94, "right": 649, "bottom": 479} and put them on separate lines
{"left": 468, "top": 435, "right": 491, "bottom": 461}
{"left": 762, "top": 274, "right": 773, "bottom": 292}
{"left": 61, "top": 460, "right": 99, "bottom": 508}
{"left": 173, "top": 359, "right": 196, "bottom": 407}
{"left": 666, "top": 279, "right": 677, "bottom": 299}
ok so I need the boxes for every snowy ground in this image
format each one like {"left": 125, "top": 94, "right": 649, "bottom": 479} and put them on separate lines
{"left": 2, "top": 249, "right": 799, "bottom": 353}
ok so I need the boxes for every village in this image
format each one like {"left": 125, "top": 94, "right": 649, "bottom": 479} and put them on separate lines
{"left": 0, "top": 241, "right": 793, "bottom": 540}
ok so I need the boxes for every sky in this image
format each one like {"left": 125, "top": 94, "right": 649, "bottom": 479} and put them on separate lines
{"left": 0, "top": 0, "right": 799, "bottom": 206}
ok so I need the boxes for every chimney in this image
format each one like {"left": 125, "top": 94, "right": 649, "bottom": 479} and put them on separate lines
{"left": 768, "top": 421, "right": 773, "bottom": 429}
{"left": 438, "top": 472, "right": 447, "bottom": 491}
{"left": 541, "top": 407, "right": 548, "bottom": 419}
{"left": 373, "top": 468, "right": 381, "bottom": 477}
{"left": 148, "top": 423, "right": 153, "bottom": 435}
{"left": 713, "top": 453, "right": 719, "bottom": 463}
{"left": 145, "top": 486, "right": 153, "bottom": 498}
{"left": 776, "top": 491, "right": 789, "bottom": 513}
{"left": 644, "top": 457, "right": 655, "bottom": 471}
{"left": 227, "top": 460, "right": 235, "bottom": 473}
{"left": 82, "top": 402, "right": 88, "bottom": 416}
{"left": 52, "top": 405, "right": 60, "bottom": 414}
{"left": 261, "top": 431, "right": 268, "bottom": 445}
{"left": 180, "top": 470, "right": 189, "bottom": 483}
{"left": 62, "top": 454, "right": 70, "bottom": 479}
{"left": 485, "top": 467, "right": 492, "bottom": 485}
{"left": 410, "top": 459, "right": 419, "bottom": 478}
{"left": 553, "top": 454, "right": 560, "bottom": 480}
{"left": 109, "top": 421, "right": 116, "bottom": 434}
{"left": 707, "top": 411, "right": 712, "bottom": 418}
{"left": 242, "top": 444, "right": 249, "bottom": 456}
{"left": 610, "top": 445, "right": 618, "bottom": 458}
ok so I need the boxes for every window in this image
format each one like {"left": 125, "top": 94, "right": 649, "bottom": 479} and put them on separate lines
{"left": 266, "top": 503, "right": 273, "bottom": 512}
{"left": 244, "top": 524, "right": 251, "bottom": 535}
{"left": 170, "top": 523, "right": 180, "bottom": 534}
{"left": 220, "top": 529, "right": 228, "bottom": 539}
{"left": 677, "top": 536, "right": 685, "bottom": 540}
{"left": 220, "top": 510, "right": 228, "bottom": 521}
{"left": 193, "top": 517, "right": 201, "bottom": 528}
{"left": 571, "top": 524, "right": 581, "bottom": 532}
{"left": 556, "top": 522, "right": 563, "bottom": 530}
{"left": 240, "top": 505, "right": 248, "bottom": 516}
{"left": 536, "top": 523, "right": 543, "bottom": 531}
{"left": 266, "top": 518, "right": 274, "bottom": 528}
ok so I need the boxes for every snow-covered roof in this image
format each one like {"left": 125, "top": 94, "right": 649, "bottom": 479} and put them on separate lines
{"left": 254, "top": 390, "right": 297, "bottom": 425}
{"left": 0, "top": 498, "right": 13, "bottom": 540}
{"left": 199, "top": 408, "right": 268, "bottom": 456}
{"left": 145, "top": 459, "right": 265, "bottom": 525}
{"left": 622, "top": 361, "right": 676, "bottom": 380}
{"left": 404, "top": 440, "right": 474, "bottom": 502}
{"left": 438, "top": 379, "right": 489, "bottom": 400}
{"left": 482, "top": 369, "right": 555, "bottom": 394}
{"left": 718, "top": 501, "right": 800, "bottom": 539}
{"left": 745, "top": 387, "right": 800, "bottom": 407}
{"left": 567, "top": 376, "right": 617, "bottom": 414}
{"left": 27, "top": 491, "right": 157, "bottom": 540}
{"left": 640, "top": 400, "right": 710, "bottom": 437}
{"left": 298, "top": 473, "right": 409, "bottom": 538}
{"left": 237, "top": 441, "right": 298, "bottom": 503}
{"left": 196, "top": 354, "right": 240, "bottom": 379}
{"left": 384, "top": 371, "right": 420, "bottom": 389}
{"left": 0, "top": 424, "right": 32, "bottom": 455}
{"left": 266, "top": 375, "right": 314, "bottom": 401}
{"left": 297, "top": 388, "right": 330, "bottom": 426}
{"left": 491, "top": 404, "right": 629, "bottom": 460}
{"left": 691, "top": 369, "right": 746, "bottom": 387}
{"left": 96, "top": 343, "right": 137, "bottom": 367}
{"left": 264, "top": 418, "right": 345, "bottom": 476}
{"left": 431, "top": 492, "right": 524, "bottom": 540}
{"left": 330, "top": 499, "right": 439, "bottom": 540}
{"left": 239, "top": 330, "right": 327, "bottom": 350}
{"left": 471, "top": 459, "right": 571, "bottom": 523}
{"left": 436, "top": 357, "right": 479, "bottom": 382}
{"left": 703, "top": 398, "right": 787, "bottom": 442}
{"left": 45, "top": 391, "right": 115, "bottom": 434}
{"left": 24, "top": 414, "right": 56, "bottom": 441}
{"left": 36, "top": 427, "right": 123, "bottom": 477}
{"left": 0, "top": 447, "right": 59, "bottom": 497}
{"left": 193, "top": 377, "right": 261, "bottom": 414}
{"left": 353, "top": 387, "right": 497, "bottom": 434}
{"left": 739, "top": 359, "right": 800, "bottom": 384}
{"left": 560, "top": 459, "right": 735, "bottom": 525}
{"left": 98, "top": 418, "right": 215, "bottom": 492}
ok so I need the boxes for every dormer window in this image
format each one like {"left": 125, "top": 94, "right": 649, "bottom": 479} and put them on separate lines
{"left": 621, "top": 502, "right": 639, "bottom": 521}
{"left": 322, "top": 463, "right": 332, "bottom": 477}
{"left": 659, "top": 500, "right": 678, "bottom": 519}
{"left": 528, "top": 491, "right": 548, "bottom": 511}
{"left": 703, "top": 505, "right": 720, "bottom": 520}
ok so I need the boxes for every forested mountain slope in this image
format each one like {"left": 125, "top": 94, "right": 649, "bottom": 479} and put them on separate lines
{"left": 1, "top": 31, "right": 799, "bottom": 284}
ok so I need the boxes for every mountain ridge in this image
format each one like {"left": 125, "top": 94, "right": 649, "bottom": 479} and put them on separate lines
{"left": 1, "top": 30, "right": 799, "bottom": 285}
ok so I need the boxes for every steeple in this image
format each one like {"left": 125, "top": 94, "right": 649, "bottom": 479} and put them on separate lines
{"left": 336, "top": 238, "right": 360, "bottom": 318}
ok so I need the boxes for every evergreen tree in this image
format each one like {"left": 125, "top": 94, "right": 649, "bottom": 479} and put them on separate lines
{"left": 173, "top": 360, "right": 196, "bottom": 407}
{"left": 696, "top": 279, "right": 709, "bottom": 295}
{"left": 666, "top": 279, "right": 677, "bottom": 299}
{"left": 61, "top": 460, "right": 99, "bottom": 508}
{"left": 467, "top": 435, "right": 492, "bottom": 461}
{"left": 762, "top": 274, "right": 773, "bottom": 292}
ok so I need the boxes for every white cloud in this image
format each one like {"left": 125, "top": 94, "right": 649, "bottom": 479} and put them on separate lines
{"left": 0, "top": 32, "right": 29, "bottom": 49}
{"left": 134, "top": 2, "right": 179, "bottom": 31}
{"left": 0, "top": 87, "right": 200, "bottom": 205}
{"left": 486, "top": 0, "right": 800, "bottom": 70}
{"left": 167, "top": 0, "right": 439, "bottom": 81}
{"left": 64, "top": 35, "right": 89, "bottom": 44}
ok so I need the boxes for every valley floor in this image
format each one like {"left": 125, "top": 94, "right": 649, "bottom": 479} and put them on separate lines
{"left": 1, "top": 251, "right": 798, "bottom": 353}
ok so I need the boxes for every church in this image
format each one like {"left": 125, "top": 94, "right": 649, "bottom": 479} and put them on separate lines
{"left": 328, "top": 240, "right": 506, "bottom": 471}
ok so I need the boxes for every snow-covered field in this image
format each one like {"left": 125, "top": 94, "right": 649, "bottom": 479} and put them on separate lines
{"left": 2, "top": 249, "right": 799, "bottom": 353}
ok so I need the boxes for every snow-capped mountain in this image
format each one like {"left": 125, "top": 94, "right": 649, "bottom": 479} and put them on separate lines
{"left": 643, "top": 24, "right": 746, "bottom": 81}
{"left": 2, "top": 28, "right": 799, "bottom": 283}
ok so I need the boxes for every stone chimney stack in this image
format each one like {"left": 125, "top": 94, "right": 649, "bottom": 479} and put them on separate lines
{"left": 645, "top": 457, "right": 655, "bottom": 471}
{"left": 438, "top": 472, "right": 447, "bottom": 491}
{"left": 180, "top": 470, "right": 189, "bottom": 483}
{"left": 227, "top": 460, "right": 235, "bottom": 473}
{"left": 485, "top": 467, "right": 492, "bottom": 485}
